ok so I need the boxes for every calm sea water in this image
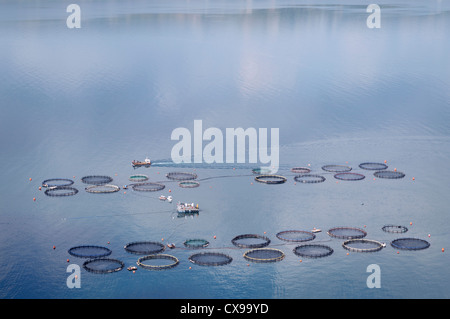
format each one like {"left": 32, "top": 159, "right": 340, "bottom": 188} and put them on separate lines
{"left": 1, "top": 0, "right": 449, "bottom": 299}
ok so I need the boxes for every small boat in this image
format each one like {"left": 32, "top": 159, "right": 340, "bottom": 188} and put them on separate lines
{"left": 167, "top": 196, "right": 173, "bottom": 203}
{"left": 159, "top": 195, "right": 167, "bottom": 200}
{"left": 167, "top": 243, "right": 176, "bottom": 249}
{"left": 127, "top": 266, "right": 137, "bottom": 271}
{"left": 312, "top": 228, "right": 322, "bottom": 233}
{"left": 132, "top": 157, "right": 151, "bottom": 168}
{"left": 177, "top": 202, "right": 199, "bottom": 214}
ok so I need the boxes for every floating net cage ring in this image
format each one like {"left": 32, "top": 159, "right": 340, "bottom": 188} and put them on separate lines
{"left": 390, "top": 238, "right": 430, "bottom": 250}
{"left": 128, "top": 174, "right": 149, "bottom": 182}
{"left": 68, "top": 245, "right": 112, "bottom": 258}
{"left": 231, "top": 234, "right": 271, "bottom": 248}
{"left": 42, "top": 178, "right": 74, "bottom": 188}
{"left": 290, "top": 167, "right": 311, "bottom": 174}
{"left": 189, "top": 252, "right": 233, "bottom": 266}
{"left": 327, "top": 227, "right": 367, "bottom": 239}
{"left": 293, "top": 244, "right": 334, "bottom": 258}
{"left": 184, "top": 239, "right": 210, "bottom": 248}
{"left": 166, "top": 172, "right": 198, "bottom": 181}
{"left": 382, "top": 225, "right": 408, "bottom": 233}
{"left": 137, "top": 254, "right": 179, "bottom": 270}
{"left": 85, "top": 184, "right": 120, "bottom": 194}
{"left": 254, "top": 174, "right": 287, "bottom": 184}
{"left": 322, "top": 165, "right": 352, "bottom": 172}
{"left": 294, "top": 174, "right": 326, "bottom": 184}
{"left": 82, "top": 258, "right": 124, "bottom": 274}
{"left": 243, "top": 248, "right": 285, "bottom": 263}
{"left": 81, "top": 175, "right": 113, "bottom": 185}
{"left": 334, "top": 172, "right": 365, "bottom": 181}
{"left": 131, "top": 182, "right": 165, "bottom": 192}
{"left": 252, "top": 168, "right": 273, "bottom": 174}
{"left": 124, "top": 241, "right": 166, "bottom": 255}
{"left": 179, "top": 181, "right": 200, "bottom": 188}
{"left": 342, "top": 239, "right": 385, "bottom": 253}
{"left": 276, "top": 230, "right": 316, "bottom": 242}
{"left": 374, "top": 171, "right": 406, "bottom": 179}
{"left": 359, "top": 162, "right": 388, "bottom": 170}
{"left": 44, "top": 186, "right": 79, "bottom": 197}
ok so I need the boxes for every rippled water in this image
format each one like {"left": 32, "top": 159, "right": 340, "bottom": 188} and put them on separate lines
{"left": 1, "top": 0, "right": 449, "bottom": 299}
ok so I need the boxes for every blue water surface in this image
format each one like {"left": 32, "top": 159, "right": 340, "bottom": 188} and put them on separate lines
{"left": 0, "top": 0, "right": 449, "bottom": 299}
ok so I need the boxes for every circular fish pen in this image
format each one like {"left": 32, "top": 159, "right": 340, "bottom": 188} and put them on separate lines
{"left": 166, "top": 172, "right": 197, "bottom": 181}
{"left": 290, "top": 167, "right": 311, "bottom": 174}
{"left": 44, "top": 186, "right": 79, "bottom": 197}
{"left": 382, "top": 225, "right": 408, "bottom": 233}
{"left": 184, "top": 239, "right": 209, "bottom": 249}
{"left": 334, "top": 172, "right": 365, "bottom": 181}
{"left": 276, "top": 230, "right": 316, "bottom": 242}
{"left": 137, "top": 254, "right": 179, "bottom": 270}
{"left": 243, "top": 248, "right": 285, "bottom": 263}
{"left": 85, "top": 184, "right": 120, "bottom": 194}
{"left": 390, "top": 238, "right": 430, "bottom": 251}
{"left": 327, "top": 227, "right": 367, "bottom": 239}
{"left": 374, "top": 171, "right": 405, "bottom": 179}
{"left": 124, "top": 241, "right": 166, "bottom": 255}
{"left": 82, "top": 258, "right": 124, "bottom": 274}
{"left": 129, "top": 174, "right": 149, "bottom": 182}
{"left": 294, "top": 174, "right": 326, "bottom": 184}
{"left": 231, "top": 234, "right": 271, "bottom": 248}
{"left": 342, "top": 239, "right": 385, "bottom": 253}
{"left": 189, "top": 252, "right": 233, "bottom": 266}
{"left": 81, "top": 175, "right": 113, "bottom": 185}
{"left": 252, "top": 168, "right": 273, "bottom": 174}
{"left": 42, "top": 178, "right": 74, "bottom": 188}
{"left": 131, "top": 182, "right": 165, "bottom": 192}
{"left": 322, "top": 165, "right": 352, "bottom": 172}
{"left": 68, "top": 245, "right": 112, "bottom": 258}
{"left": 359, "top": 162, "right": 388, "bottom": 170}
{"left": 293, "top": 244, "right": 334, "bottom": 258}
{"left": 178, "top": 181, "right": 200, "bottom": 188}
{"left": 254, "top": 175, "right": 287, "bottom": 184}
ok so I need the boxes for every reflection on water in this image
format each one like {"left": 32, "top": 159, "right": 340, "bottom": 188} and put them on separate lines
{"left": 0, "top": 0, "right": 449, "bottom": 299}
